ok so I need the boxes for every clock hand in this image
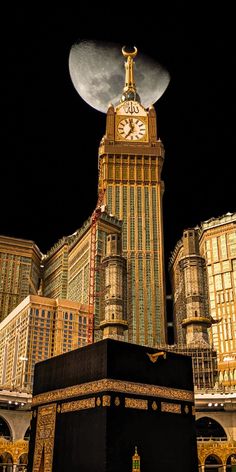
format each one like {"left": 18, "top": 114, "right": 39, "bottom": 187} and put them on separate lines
{"left": 129, "top": 118, "right": 134, "bottom": 129}
{"left": 125, "top": 127, "right": 132, "bottom": 137}
{"left": 125, "top": 119, "right": 135, "bottom": 137}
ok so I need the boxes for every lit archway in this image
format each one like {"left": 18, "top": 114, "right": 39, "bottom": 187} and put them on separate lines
{"left": 18, "top": 453, "right": 28, "bottom": 471}
{"left": 226, "top": 454, "right": 236, "bottom": 471}
{"left": 0, "top": 416, "right": 12, "bottom": 440}
{"left": 196, "top": 417, "right": 227, "bottom": 440}
{"left": 0, "top": 452, "right": 13, "bottom": 472}
{"left": 205, "top": 454, "right": 223, "bottom": 471}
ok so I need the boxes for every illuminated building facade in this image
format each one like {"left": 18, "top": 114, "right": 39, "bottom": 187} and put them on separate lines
{"left": 98, "top": 48, "right": 166, "bottom": 346}
{"left": 0, "top": 295, "right": 93, "bottom": 392}
{"left": 159, "top": 228, "right": 218, "bottom": 389}
{"left": 43, "top": 211, "right": 122, "bottom": 339}
{"left": 1, "top": 45, "right": 236, "bottom": 469}
{"left": 169, "top": 213, "right": 236, "bottom": 468}
{"left": 169, "top": 212, "right": 236, "bottom": 390}
{"left": 0, "top": 236, "right": 42, "bottom": 323}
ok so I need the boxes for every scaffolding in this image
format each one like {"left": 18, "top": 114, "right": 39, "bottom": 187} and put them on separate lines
{"left": 88, "top": 189, "right": 106, "bottom": 342}
{"left": 157, "top": 343, "right": 218, "bottom": 390}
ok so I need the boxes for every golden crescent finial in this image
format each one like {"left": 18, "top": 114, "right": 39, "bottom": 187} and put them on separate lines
{"left": 122, "top": 46, "right": 138, "bottom": 58}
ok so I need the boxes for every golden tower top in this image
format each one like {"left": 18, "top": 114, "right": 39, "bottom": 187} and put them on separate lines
{"left": 121, "top": 46, "right": 140, "bottom": 103}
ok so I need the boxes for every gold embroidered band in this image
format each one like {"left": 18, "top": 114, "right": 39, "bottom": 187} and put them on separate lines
{"left": 32, "top": 378, "right": 194, "bottom": 406}
{"left": 125, "top": 398, "right": 148, "bottom": 410}
{"left": 61, "top": 397, "right": 96, "bottom": 413}
{"left": 161, "top": 402, "right": 181, "bottom": 414}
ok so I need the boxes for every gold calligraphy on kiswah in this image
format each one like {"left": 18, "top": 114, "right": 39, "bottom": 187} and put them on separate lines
{"left": 61, "top": 397, "right": 96, "bottom": 413}
{"left": 32, "top": 403, "right": 56, "bottom": 472}
{"left": 125, "top": 397, "right": 148, "bottom": 410}
{"left": 32, "top": 378, "right": 194, "bottom": 406}
{"left": 161, "top": 402, "right": 181, "bottom": 414}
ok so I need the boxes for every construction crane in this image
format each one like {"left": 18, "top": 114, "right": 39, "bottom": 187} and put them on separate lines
{"left": 88, "top": 189, "right": 106, "bottom": 343}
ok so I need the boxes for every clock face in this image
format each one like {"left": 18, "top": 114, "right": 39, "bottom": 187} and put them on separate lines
{"left": 117, "top": 117, "right": 147, "bottom": 141}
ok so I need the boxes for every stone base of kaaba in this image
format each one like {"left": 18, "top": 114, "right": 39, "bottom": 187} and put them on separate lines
{"left": 28, "top": 338, "right": 198, "bottom": 471}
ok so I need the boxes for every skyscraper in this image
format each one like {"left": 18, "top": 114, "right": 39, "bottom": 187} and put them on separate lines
{"left": 0, "top": 236, "right": 42, "bottom": 322}
{"left": 98, "top": 47, "right": 166, "bottom": 346}
{"left": 170, "top": 228, "right": 212, "bottom": 348}
{"left": 169, "top": 212, "right": 236, "bottom": 389}
{"left": 0, "top": 295, "right": 93, "bottom": 391}
{"left": 43, "top": 211, "right": 123, "bottom": 338}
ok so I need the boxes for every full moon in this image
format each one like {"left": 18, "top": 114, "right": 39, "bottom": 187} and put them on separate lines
{"left": 69, "top": 40, "right": 170, "bottom": 113}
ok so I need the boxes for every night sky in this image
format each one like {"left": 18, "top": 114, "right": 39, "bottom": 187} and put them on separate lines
{"left": 1, "top": 6, "right": 235, "bottom": 293}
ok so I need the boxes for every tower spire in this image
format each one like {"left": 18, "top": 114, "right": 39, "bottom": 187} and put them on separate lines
{"left": 121, "top": 46, "right": 140, "bottom": 103}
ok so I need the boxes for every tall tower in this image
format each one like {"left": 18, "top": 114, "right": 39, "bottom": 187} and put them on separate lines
{"left": 169, "top": 228, "right": 218, "bottom": 389}
{"left": 100, "top": 233, "right": 128, "bottom": 340}
{"left": 98, "top": 47, "right": 166, "bottom": 346}
{"left": 180, "top": 229, "right": 212, "bottom": 348}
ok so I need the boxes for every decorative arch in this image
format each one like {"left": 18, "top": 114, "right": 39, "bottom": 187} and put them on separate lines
{"left": 0, "top": 451, "right": 13, "bottom": 471}
{"left": 226, "top": 454, "right": 236, "bottom": 470}
{"left": 18, "top": 452, "right": 28, "bottom": 464}
{"left": 204, "top": 454, "right": 223, "bottom": 471}
{"left": 197, "top": 439, "right": 236, "bottom": 469}
{"left": 0, "top": 417, "right": 12, "bottom": 440}
{"left": 0, "top": 439, "right": 28, "bottom": 465}
{"left": 196, "top": 417, "right": 227, "bottom": 440}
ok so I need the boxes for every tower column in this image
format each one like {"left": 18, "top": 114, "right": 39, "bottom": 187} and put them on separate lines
{"left": 100, "top": 233, "right": 128, "bottom": 340}
{"left": 180, "top": 229, "right": 212, "bottom": 348}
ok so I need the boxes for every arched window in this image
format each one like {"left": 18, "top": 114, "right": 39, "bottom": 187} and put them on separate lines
{"left": 226, "top": 454, "right": 236, "bottom": 471}
{"left": 0, "top": 416, "right": 12, "bottom": 440}
{"left": 18, "top": 453, "right": 28, "bottom": 471}
{"left": 205, "top": 454, "right": 223, "bottom": 471}
{"left": 0, "top": 452, "right": 13, "bottom": 471}
{"left": 196, "top": 417, "right": 227, "bottom": 441}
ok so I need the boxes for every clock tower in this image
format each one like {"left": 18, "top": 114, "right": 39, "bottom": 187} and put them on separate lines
{"left": 98, "top": 47, "right": 166, "bottom": 346}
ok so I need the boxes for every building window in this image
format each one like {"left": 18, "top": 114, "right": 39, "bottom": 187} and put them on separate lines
{"left": 212, "top": 237, "right": 219, "bottom": 262}
{"left": 223, "top": 272, "right": 232, "bottom": 289}
{"left": 215, "top": 274, "right": 223, "bottom": 291}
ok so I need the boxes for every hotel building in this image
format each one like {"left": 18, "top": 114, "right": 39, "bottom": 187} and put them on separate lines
{"left": 169, "top": 212, "right": 236, "bottom": 389}
{"left": 0, "top": 236, "right": 42, "bottom": 323}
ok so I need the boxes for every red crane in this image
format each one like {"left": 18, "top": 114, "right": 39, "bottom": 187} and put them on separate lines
{"left": 87, "top": 189, "right": 106, "bottom": 343}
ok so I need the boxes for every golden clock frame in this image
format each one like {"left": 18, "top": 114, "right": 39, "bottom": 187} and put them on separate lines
{"left": 115, "top": 115, "right": 148, "bottom": 143}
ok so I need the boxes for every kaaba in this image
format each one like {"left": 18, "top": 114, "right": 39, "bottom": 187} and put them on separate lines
{"left": 28, "top": 338, "right": 198, "bottom": 471}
